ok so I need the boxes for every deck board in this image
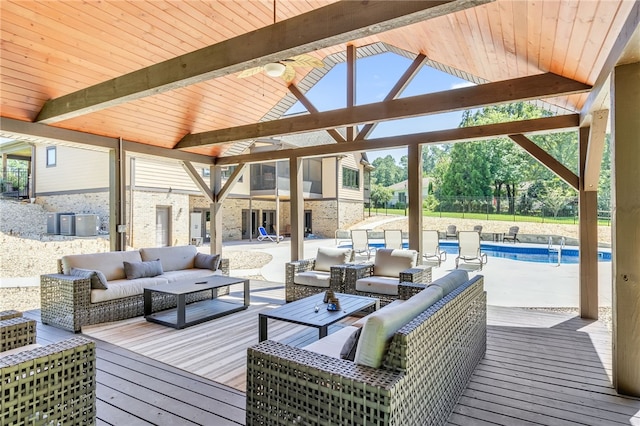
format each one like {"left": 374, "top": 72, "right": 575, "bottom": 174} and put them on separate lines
{"left": 17, "top": 281, "right": 640, "bottom": 426}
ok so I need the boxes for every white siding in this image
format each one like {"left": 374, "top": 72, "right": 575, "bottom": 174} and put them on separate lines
{"left": 322, "top": 158, "right": 336, "bottom": 198}
{"left": 338, "top": 153, "right": 363, "bottom": 201}
{"left": 36, "top": 145, "right": 109, "bottom": 193}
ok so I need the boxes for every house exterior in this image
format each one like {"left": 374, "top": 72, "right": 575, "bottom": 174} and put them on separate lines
{"left": 388, "top": 178, "right": 431, "bottom": 208}
{"left": 14, "top": 142, "right": 370, "bottom": 247}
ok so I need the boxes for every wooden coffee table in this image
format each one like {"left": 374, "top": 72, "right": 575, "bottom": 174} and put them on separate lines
{"left": 258, "top": 292, "right": 378, "bottom": 342}
{"left": 144, "top": 275, "right": 249, "bottom": 329}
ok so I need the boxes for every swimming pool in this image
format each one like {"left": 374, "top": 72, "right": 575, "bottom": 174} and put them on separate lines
{"left": 338, "top": 241, "right": 611, "bottom": 264}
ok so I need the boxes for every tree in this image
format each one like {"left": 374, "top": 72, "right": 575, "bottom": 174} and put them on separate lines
{"left": 544, "top": 186, "right": 572, "bottom": 218}
{"left": 370, "top": 185, "right": 393, "bottom": 209}
{"left": 371, "top": 155, "right": 403, "bottom": 187}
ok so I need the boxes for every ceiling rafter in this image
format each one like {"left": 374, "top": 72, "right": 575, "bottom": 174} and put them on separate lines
{"left": 177, "top": 73, "right": 590, "bottom": 149}
{"left": 287, "top": 84, "right": 345, "bottom": 143}
{"left": 35, "top": 0, "right": 490, "bottom": 124}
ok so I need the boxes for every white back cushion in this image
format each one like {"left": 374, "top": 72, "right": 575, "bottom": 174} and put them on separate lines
{"left": 62, "top": 250, "right": 142, "bottom": 281}
{"left": 140, "top": 245, "right": 198, "bottom": 272}
{"left": 314, "top": 247, "right": 353, "bottom": 272}
{"left": 373, "top": 249, "right": 417, "bottom": 278}
{"left": 354, "top": 285, "right": 443, "bottom": 368}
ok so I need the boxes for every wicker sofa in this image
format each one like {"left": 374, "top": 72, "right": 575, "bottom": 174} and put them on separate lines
{"left": 284, "top": 247, "right": 354, "bottom": 302}
{"left": 40, "top": 245, "right": 230, "bottom": 332}
{"left": 246, "top": 270, "right": 486, "bottom": 425}
{"left": 1, "top": 311, "right": 96, "bottom": 425}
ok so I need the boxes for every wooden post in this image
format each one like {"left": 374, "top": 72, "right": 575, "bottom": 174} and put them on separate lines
{"left": 210, "top": 166, "right": 223, "bottom": 255}
{"left": 578, "top": 126, "right": 598, "bottom": 319}
{"left": 290, "top": 156, "right": 304, "bottom": 261}
{"left": 611, "top": 61, "right": 640, "bottom": 397}
{"left": 407, "top": 144, "right": 423, "bottom": 254}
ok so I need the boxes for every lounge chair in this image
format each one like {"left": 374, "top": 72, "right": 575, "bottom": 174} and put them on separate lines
{"left": 257, "top": 226, "right": 283, "bottom": 242}
{"left": 473, "top": 225, "right": 484, "bottom": 240}
{"left": 384, "top": 229, "right": 403, "bottom": 249}
{"left": 422, "top": 229, "right": 446, "bottom": 266}
{"left": 455, "top": 230, "right": 488, "bottom": 270}
{"left": 350, "top": 229, "right": 374, "bottom": 259}
{"left": 445, "top": 224, "right": 458, "bottom": 239}
{"left": 503, "top": 226, "right": 520, "bottom": 243}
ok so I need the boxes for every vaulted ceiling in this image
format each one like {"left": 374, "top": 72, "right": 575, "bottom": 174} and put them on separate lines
{"left": 1, "top": 0, "right": 638, "bottom": 161}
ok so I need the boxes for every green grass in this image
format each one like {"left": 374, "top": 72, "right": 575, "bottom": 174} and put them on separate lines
{"left": 365, "top": 208, "right": 611, "bottom": 226}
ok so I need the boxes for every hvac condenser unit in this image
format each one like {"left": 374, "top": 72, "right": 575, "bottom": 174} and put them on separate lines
{"left": 75, "top": 214, "right": 99, "bottom": 237}
{"left": 46, "top": 212, "right": 74, "bottom": 234}
{"left": 59, "top": 214, "right": 76, "bottom": 236}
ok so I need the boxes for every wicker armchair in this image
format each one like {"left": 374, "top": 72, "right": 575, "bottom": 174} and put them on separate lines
{"left": 1, "top": 313, "right": 96, "bottom": 425}
{"left": 285, "top": 247, "right": 354, "bottom": 302}
{"left": 246, "top": 275, "right": 486, "bottom": 426}
{"left": 342, "top": 249, "right": 432, "bottom": 306}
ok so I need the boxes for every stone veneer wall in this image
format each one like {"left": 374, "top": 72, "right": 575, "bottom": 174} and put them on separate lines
{"left": 38, "top": 192, "right": 110, "bottom": 232}
{"left": 130, "top": 189, "right": 190, "bottom": 248}
{"left": 339, "top": 199, "right": 365, "bottom": 230}
{"left": 305, "top": 199, "right": 336, "bottom": 238}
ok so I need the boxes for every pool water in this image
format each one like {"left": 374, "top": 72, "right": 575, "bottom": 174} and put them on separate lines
{"left": 339, "top": 242, "right": 611, "bottom": 264}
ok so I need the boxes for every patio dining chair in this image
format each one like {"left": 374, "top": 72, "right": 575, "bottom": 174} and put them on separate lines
{"left": 455, "top": 230, "right": 488, "bottom": 271}
{"left": 473, "top": 225, "right": 484, "bottom": 240}
{"left": 384, "top": 229, "right": 403, "bottom": 249}
{"left": 257, "top": 226, "right": 284, "bottom": 242}
{"left": 350, "top": 229, "right": 373, "bottom": 260}
{"left": 422, "top": 229, "right": 446, "bottom": 267}
{"left": 503, "top": 226, "right": 520, "bottom": 243}
{"left": 445, "top": 224, "right": 458, "bottom": 240}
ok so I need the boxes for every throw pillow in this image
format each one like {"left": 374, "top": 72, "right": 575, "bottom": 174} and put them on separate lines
{"left": 123, "top": 259, "right": 163, "bottom": 280}
{"left": 340, "top": 327, "right": 362, "bottom": 361}
{"left": 194, "top": 253, "right": 221, "bottom": 271}
{"left": 70, "top": 267, "right": 109, "bottom": 290}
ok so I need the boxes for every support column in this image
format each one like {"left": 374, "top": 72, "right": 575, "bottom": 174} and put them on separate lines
{"left": 578, "top": 126, "right": 599, "bottom": 319}
{"left": 611, "top": 61, "right": 640, "bottom": 397}
{"left": 290, "top": 156, "right": 304, "bottom": 261}
{"left": 109, "top": 139, "right": 126, "bottom": 251}
{"left": 407, "top": 144, "right": 423, "bottom": 253}
{"left": 210, "top": 166, "right": 223, "bottom": 255}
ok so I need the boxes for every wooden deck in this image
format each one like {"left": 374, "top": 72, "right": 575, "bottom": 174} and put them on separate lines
{"left": 22, "top": 281, "right": 640, "bottom": 425}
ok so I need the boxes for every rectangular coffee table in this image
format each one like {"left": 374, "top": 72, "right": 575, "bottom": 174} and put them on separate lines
{"left": 258, "top": 292, "right": 379, "bottom": 342}
{"left": 144, "top": 275, "right": 249, "bottom": 329}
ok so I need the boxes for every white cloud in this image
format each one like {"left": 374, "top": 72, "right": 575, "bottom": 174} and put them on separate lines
{"left": 450, "top": 81, "right": 476, "bottom": 90}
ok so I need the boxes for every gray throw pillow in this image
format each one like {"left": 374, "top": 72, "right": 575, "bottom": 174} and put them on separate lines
{"left": 194, "top": 253, "right": 221, "bottom": 271}
{"left": 70, "top": 267, "right": 109, "bottom": 290}
{"left": 340, "top": 328, "right": 362, "bottom": 361}
{"left": 123, "top": 259, "right": 163, "bottom": 280}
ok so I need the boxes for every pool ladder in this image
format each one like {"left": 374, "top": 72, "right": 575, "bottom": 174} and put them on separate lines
{"left": 548, "top": 236, "right": 566, "bottom": 266}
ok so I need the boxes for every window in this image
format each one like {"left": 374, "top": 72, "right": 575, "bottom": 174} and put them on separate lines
{"left": 342, "top": 167, "right": 360, "bottom": 190}
{"left": 46, "top": 146, "right": 56, "bottom": 167}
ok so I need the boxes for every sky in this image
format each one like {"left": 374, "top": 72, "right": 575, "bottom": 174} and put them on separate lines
{"left": 286, "top": 52, "right": 475, "bottom": 163}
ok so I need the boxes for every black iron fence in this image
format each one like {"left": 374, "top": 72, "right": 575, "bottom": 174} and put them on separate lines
{"left": 1, "top": 168, "right": 29, "bottom": 199}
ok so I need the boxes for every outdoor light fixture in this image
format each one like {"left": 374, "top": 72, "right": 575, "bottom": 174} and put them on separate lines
{"left": 263, "top": 62, "right": 286, "bottom": 77}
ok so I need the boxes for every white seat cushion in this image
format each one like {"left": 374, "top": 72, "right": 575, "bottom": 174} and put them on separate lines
{"left": 90, "top": 276, "right": 169, "bottom": 303}
{"left": 354, "top": 286, "right": 443, "bottom": 368}
{"left": 355, "top": 276, "right": 399, "bottom": 295}
{"left": 314, "top": 247, "right": 353, "bottom": 272}
{"left": 162, "top": 269, "right": 221, "bottom": 283}
{"left": 373, "top": 249, "right": 417, "bottom": 278}
{"left": 352, "top": 299, "right": 405, "bottom": 327}
{"left": 303, "top": 325, "right": 360, "bottom": 358}
{"left": 294, "top": 270, "right": 331, "bottom": 287}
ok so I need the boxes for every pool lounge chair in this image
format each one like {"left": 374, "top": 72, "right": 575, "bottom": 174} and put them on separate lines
{"left": 350, "top": 229, "right": 374, "bottom": 259}
{"left": 422, "top": 229, "right": 446, "bottom": 267}
{"left": 257, "top": 226, "right": 283, "bottom": 242}
{"left": 384, "top": 229, "right": 403, "bottom": 249}
{"left": 455, "top": 230, "right": 488, "bottom": 271}
{"left": 503, "top": 226, "right": 520, "bottom": 243}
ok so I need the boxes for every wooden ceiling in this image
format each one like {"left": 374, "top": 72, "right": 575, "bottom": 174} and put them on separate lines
{"left": 1, "top": 0, "right": 637, "bottom": 159}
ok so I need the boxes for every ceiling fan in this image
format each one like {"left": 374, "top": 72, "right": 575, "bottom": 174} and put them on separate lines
{"left": 237, "top": 54, "right": 324, "bottom": 83}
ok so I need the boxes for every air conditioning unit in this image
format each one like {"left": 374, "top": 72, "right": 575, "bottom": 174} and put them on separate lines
{"left": 46, "top": 212, "right": 74, "bottom": 234}
{"left": 75, "top": 214, "right": 99, "bottom": 237}
{"left": 59, "top": 214, "right": 76, "bottom": 236}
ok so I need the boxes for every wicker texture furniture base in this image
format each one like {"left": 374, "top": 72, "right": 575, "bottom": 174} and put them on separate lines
{"left": 0, "top": 315, "right": 36, "bottom": 352}
{"left": 285, "top": 253, "right": 355, "bottom": 303}
{"left": 342, "top": 263, "right": 433, "bottom": 306}
{"left": 246, "top": 275, "right": 486, "bottom": 426}
{"left": 1, "top": 336, "right": 96, "bottom": 425}
{"left": 41, "top": 259, "right": 230, "bottom": 332}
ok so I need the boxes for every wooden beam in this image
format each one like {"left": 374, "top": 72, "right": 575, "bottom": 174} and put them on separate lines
{"left": 583, "top": 110, "right": 608, "bottom": 191}
{"left": 177, "top": 73, "right": 590, "bottom": 149}
{"left": 288, "top": 85, "right": 345, "bottom": 143}
{"left": 181, "top": 161, "right": 214, "bottom": 203}
{"left": 509, "top": 133, "right": 579, "bottom": 190}
{"left": 356, "top": 53, "right": 427, "bottom": 141}
{"left": 36, "top": 0, "right": 488, "bottom": 124}
{"left": 0, "top": 117, "right": 213, "bottom": 164}
{"left": 217, "top": 163, "right": 247, "bottom": 202}
{"left": 215, "top": 114, "right": 579, "bottom": 165}
{"left": 580, "top": 1, "right": 640, "bottom": 124}
{"left": 346, "top": 45, "right": 357, "bottom": 142}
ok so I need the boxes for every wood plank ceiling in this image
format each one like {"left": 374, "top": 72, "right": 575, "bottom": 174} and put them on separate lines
{"left": 0, "top": 0, "right": 636, "bottom": 158}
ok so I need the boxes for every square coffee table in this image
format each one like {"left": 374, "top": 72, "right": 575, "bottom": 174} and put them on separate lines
{"left": 258, "top": 292, "right": 378, "bottom": 342}
{"left": 144, "top": 275, "right": 249, "bottom": 329}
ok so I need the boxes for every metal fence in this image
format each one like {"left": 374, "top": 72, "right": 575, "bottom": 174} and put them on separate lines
{"left": 1, "top": 168, "right": 29, "bottom": 199}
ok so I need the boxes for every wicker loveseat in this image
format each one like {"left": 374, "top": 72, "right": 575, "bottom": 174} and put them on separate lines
{"left": 40, "top": 245, "right": 229, "bottom": 332}
{"left": 1, "top": 311, "right": 96, "bottom": 425}
{"left": 246, "top": 271, "right": 486, "bottom": 425}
